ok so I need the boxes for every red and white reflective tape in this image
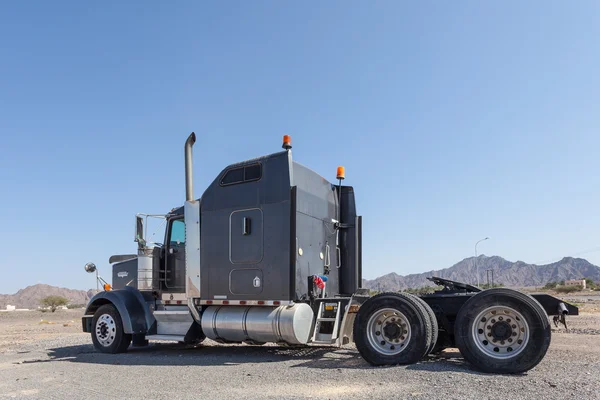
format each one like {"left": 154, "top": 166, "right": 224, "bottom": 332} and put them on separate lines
{"left": 196, "top": 299, "right": 294, "bottom": 306}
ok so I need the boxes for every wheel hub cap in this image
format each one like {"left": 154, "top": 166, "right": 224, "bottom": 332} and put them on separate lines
{"left": 472, "top": 306, "right": 529, "bottom": 359}
{"left": 95, "top": 314, "right": 117, "bottom": 347}
{"left": 491, "top": 321, "right": 512, "bottom": 341}
{"left": 366, "top": 308, "right": 411, "bottom": 356}
{"left": 383, "top": 322, "right": 402, "bottom": 340}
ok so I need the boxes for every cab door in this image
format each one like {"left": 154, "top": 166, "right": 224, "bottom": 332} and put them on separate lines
{"left": 164, "top": 218, "right": 186, "bottom": 292}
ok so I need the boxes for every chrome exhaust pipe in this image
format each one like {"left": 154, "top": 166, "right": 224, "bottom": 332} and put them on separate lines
{"left": 185, "top": 132, "right": 196, "bottom": 201}
{"left": 558, "top": 302, "right": 569, "bottom": 315}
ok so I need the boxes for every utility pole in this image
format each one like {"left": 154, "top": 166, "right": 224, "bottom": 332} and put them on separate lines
{"left": 475, "top": 237, "right": 489, "bottom": 287}
{"left": 486, "top": 269, "right": 494, "bottom": 288}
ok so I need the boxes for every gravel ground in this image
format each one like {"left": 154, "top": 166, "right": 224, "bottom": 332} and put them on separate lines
{"left": 1, "top": 310, "right": 599, "bottom": 399}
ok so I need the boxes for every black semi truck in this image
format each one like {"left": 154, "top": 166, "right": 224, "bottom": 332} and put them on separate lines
{"left": 82, "top": 133, "right": 577, "bottom": 373}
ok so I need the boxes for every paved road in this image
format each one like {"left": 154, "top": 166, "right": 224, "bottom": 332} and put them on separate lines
{"left": 1, "top": 331, "right": 599, "bottom": 400}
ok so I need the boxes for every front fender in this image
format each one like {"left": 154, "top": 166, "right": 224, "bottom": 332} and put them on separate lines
{"left": 84, "top": 287, "right": 154, "bottom": 334}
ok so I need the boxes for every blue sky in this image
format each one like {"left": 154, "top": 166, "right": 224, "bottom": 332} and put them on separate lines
{"left": 1, "top": 2, "right": 599, "bottom": 294}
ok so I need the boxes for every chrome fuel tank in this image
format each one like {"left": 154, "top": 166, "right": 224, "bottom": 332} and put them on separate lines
{"left": 201, "top": 304, "right": 314, "bottom": 345}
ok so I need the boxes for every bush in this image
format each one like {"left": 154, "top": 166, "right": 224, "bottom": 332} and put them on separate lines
{"left": 66, "top": 304, "right": 86, "bottom": 309}
{"left": 584, "top": 278, "right": 596, "bottom": 290}
{"left": 480, "top": 283, "right": 505, "bottom": 289}
{"left": 403, "top": 286, "right": 443, "bottom": 295}
{"left": 555, "top": 285, "right": 582, "bottom": 294}
{"left": 40, "top": 296, "right": 69, "bottom": 312}
{"left": 543, "top": 282, "right": 558, "bottom": 290}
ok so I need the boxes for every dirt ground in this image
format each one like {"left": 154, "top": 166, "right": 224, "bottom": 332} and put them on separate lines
{"left": 1, "top": 300, "right": 599, "bottom": 400}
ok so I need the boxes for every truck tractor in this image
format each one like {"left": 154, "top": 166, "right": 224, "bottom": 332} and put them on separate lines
{"left": 82, "top": 133, "right": 577, "bottom": 373}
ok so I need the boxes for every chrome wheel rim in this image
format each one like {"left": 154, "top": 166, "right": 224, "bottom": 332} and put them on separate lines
{"left": 472, "top": 306, "right": 529, "bottom": 359}
{"left": 366, "top": 308, "right": 411, "bottom": 355}
{"left": 95, "top": 314, "right": 117, "bottom": 347}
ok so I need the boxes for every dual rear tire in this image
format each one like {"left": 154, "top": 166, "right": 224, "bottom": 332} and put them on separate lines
{"left": 354, "top": 289, "right": 551, "bottom": 374}
{"left": 454, "top": 288, "right": 551, "bottom": 374}
{"left": 353, "top": 292, "right": 437, "bottom": 366}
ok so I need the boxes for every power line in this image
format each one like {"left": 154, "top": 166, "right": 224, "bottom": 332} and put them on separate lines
{"left": 535, "top": 245, "right": 600, "bottom": 265}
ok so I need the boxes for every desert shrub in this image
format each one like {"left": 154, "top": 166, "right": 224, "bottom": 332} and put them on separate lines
{"left": 403, "top": 286, "right": 443, "bottom": 295}
{"left": 67, "top": 304, "right": 86, "bottom": 309}
{"left": 40, "top": 296, "right": 69, "bottom": 312}
{"left": 555, "top": 285, "right": 582, "bottom": 293}
{"left": 543, "top": 282, "right": 558, "bottom": 290}
{"left": 584, "top": 278, "right": 596, "bottom": 290}
{"left": 480, "top": 283, "right": 505, "bottom": 289}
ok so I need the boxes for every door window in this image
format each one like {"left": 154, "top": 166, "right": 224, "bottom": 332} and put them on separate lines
{"left": 170, "top": 219, "right": 186, "bottom": 246}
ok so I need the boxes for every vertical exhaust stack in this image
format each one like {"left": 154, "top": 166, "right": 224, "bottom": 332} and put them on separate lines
{"left": 185, "top": 132, "right": 196, "bottom": 202}
{"left": 184, "top": 132, "right": 201, "bottom": 302}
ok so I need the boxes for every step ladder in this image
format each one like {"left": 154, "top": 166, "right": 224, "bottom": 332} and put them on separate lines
{"left": 310, "top": 299, "right": 349, "bottom": 345}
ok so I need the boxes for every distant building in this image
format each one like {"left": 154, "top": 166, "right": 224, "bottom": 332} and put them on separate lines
{"left": 565, "top": 279, "right": 586, "bottom": 289}
{"left": 6, "top": 305, "right": 16, "bottom": 311}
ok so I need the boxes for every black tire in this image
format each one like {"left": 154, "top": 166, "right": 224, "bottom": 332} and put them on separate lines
{"left": 412, "top": 295, "right": 439, "bottom": 356}
{"left": 91, "top": 304, "right": 132, "bottom": 354}
{"left": 353, "top": 292, "right": 432, "bottom": 366}
{"left": 454, "top": 288, "right": 551, "bottom": 374}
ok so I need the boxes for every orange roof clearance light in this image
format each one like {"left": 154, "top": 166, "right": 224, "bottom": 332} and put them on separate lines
{"left": 103, "top": 283, "right": 112, "bottom": 291}
{"left": 282, "top": 135, "right": 292, "bottom": 150}
{"left": 336, "top": 166, "right": 345, "bottom": 180}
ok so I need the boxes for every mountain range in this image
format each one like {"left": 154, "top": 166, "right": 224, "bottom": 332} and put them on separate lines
{"left": 0, "top": 284, "right": 97, "bottom": 309}
{"left": 2, "top": 256, "right": 599, "bottom": 307}
{"left": 362, "top": 256, "right": 600, "bottom": 292}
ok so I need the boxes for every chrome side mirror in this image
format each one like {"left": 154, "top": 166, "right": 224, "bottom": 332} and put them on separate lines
{"left": 134, "top": 215, "right": 146, "bottom": 246}
{"left": 84, "top": 262, "right": 97, "bottom": 273}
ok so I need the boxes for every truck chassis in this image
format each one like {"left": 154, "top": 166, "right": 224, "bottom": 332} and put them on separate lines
{"left": 82, "top": 133, "right": 577, "bottom": 374}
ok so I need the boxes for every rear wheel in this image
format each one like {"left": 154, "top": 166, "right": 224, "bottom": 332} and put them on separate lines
{"left": 412, "top": 295, "right": 438, "bottom": 356}
{"left": 455, "top": 288, "right": 551, "bottom": 373}
{"left": 353, "top": 293, "right": 431, "bottom": 366}
{"left": 91, "top": 304, "right": 132, "bottom": 354}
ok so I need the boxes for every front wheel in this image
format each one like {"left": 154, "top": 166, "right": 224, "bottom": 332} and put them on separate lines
{"left": 455, "top": 288, "right": 551, "bottom": 374}
{"left": 91, "top": 304, "right": 132, "bottom": 354}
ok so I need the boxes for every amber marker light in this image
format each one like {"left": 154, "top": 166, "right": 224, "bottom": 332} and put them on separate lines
{"left": 282, "top": 135, "right": 292, "bottom": 150}
{"left": 336, "top": 166, "right": 345, "bottom": 180}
